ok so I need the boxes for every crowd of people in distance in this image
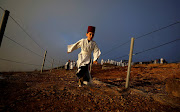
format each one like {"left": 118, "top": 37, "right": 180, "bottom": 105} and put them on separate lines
{"left": 65, "top": 60, "right": 76, "bottom": 70}
{"left": 100, "top": 59, "right": 130, "bottom": 67}
{"left": 100, "top": 58, "right": 167, "bottom": 67}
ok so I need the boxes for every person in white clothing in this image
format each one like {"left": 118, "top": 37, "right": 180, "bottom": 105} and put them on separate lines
{"left": 70, "top": 61, "right": 73, "bottom": 70}
{"left": 65, "top": 60, "right": 70, "bottom": 70}
{"left": 67, "top": 26, "right": 101, "bottom": 87}
{"left": 101, "top": 59, "right": 104, "bottom": 65}
{"left": 160, "top": 58, "right": 163, "bottom": 64}
{"left": 73, "top": 61, "right": 76, "bottom": 68}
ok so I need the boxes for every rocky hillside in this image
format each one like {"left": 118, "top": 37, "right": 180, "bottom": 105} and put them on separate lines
{"left": 0, "top": 63, "right": 180, "bottom": 111}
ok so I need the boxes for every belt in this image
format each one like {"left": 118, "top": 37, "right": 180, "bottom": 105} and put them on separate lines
{"left": 81, "top": 51, "right": 91, "bottom": 55}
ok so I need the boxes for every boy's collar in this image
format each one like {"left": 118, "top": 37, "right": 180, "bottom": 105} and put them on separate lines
{"left": 87, "top": 39, "right": 92, "bottom": 43}
{"left": 86, "top": 38, "right": 92, "bottom": 41}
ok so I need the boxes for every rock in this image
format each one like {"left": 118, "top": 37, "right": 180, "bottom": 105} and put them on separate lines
{"left": 166, "top": 78, "right": 180, "bottom": 97}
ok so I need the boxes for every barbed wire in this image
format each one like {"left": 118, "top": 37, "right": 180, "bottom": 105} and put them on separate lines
{"left": 134, "top": 38, "right": 180, "bottom": 56}
{"left": 9, "top": 14, "right": 63, "bottom": 64}
{"left": 2, "top": 6, "right": 179, "bottom": 67}
{"left": 0, "top": 7, "right": 69, "bottom": 70}
{"left": 135, "top": 21, "right": 180, "bottom": 40}
{"left": 42, "top": 58, "right": 60, "bottom": 67}
{"left": 8, "top": 13, "right": 63, "bottom": 63}
{"left": 4, "top": 35, "right": 44, "bottom": 58}
{"left": 0, "top": 6, "right": 5, "bottom": 11}
{"left": 46, "top": 55, "right": 61, "bottom": 64}
{"left": 4, "top": 34, "right": 60, "bottom": 67}
{"left": 111, "top": 38, "right": 180, "bottom": 61}
{"left": 2, "top": 8, "right": 61, "bottom": 63}
{"left": 0, "top": 57, "right": 42, "bottom": 67}
{"left": 9, "top": 15, "right": 46, "bottom": 51}
{"left": 101, "top": 40, "right": 131, "bottom": 57}
{"left": 101, "top": 21, "right": 180, "bottom": 58}
{"left": 0, "top": 57, "right": 53, "bottom": 69}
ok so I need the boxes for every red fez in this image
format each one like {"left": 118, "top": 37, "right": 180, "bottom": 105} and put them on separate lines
{"left": 87, "top": 26, "right": 96, "bottom": 33}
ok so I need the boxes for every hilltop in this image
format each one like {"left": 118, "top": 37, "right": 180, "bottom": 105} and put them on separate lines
{"left": 0, "top": 63, "right": 180, "bottom": 111}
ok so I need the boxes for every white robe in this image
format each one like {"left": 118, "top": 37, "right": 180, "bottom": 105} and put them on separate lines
{"left": 65, "top": 62, "right": 69, "bottom": 69}
{"left": 68, "top": 38, "right": 101, "bottom": 69}
{"left": 73, "top": 62, "right": 76, "bottom": 67}
{"left": 101, "top": 59, "right": 104, "bottom": 65}
{"left": 70, "top": 62, "right": 73, "bottom": 69}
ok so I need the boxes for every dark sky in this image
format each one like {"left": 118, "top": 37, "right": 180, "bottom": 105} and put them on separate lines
{"left": 0, "top": 0, "right": 180, "bottom": 71}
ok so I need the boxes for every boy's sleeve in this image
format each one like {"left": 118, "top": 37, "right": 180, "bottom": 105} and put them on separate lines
{"left": 93, "top": 42, "right": 101, "bottom": 61}
{"left": 67, "top": 39, "right": 82, "bottom": 53}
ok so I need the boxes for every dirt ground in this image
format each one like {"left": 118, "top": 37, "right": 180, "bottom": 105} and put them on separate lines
{"left": 0, "top": 63, "right": 180, "bottom": 112}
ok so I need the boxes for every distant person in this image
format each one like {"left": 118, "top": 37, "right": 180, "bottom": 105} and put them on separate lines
{"left": 70, "top": 61, "right": 74, "bottom": 70}
{"left": 101, "top": 59, "right": 104, "bottom": 65}
{"left": 160, "top": 58, "right": 164, "bottom": 64}
{"left": 67, "top": 26, "right": 101, "bottom": 87}
{"left": 108, "top": 59, "right": 110, "bottom": 63}
{"left": 65, "top": 60, "right": 70, "bottom": 70}
{"left": 73, "top": 61, "right": 76, "bottom": 68}
{"left": 163, "top": 59, "right": 168, "bottom": 64}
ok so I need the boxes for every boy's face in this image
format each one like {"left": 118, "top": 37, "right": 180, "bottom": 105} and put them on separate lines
{"left": 86, "top": 32, "right": 94, "bottom": 41}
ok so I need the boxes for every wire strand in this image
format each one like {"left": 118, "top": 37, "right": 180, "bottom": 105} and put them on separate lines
{"left": 112, "top": 38, "right": 180, "bottom": 61}
{"left": 135, "top": 21, "right": 180, "bottom": 40}
{"left": 0, "top": 57, "right": 51, "bottom": 69}
{"left": 8, "top": 15, "right": 62, "bottom": 63}
{"left": 101, "top": 40, "right": 131, "bottom": 57}
{"left": 0, "top": 6, "right": 5, "bottom": 11}
{"left": 0, "top": 57, "right": 42, "bottom": 67}
{"left": 1, "top": 7, "right": 62, "bottom": 69}
{"left": 134, "top": 38, "right": 180, "bottom": 55}
{"left": 9, "top": 15, "right": 46, "bottom": 51}
{"left": 1, "top": 7, "right": 65, "bottom": 64}
{"left": 101, "top": 21, "right": 180, "bottom": 58}
{"left": 4, "top": 35, "right": 60, "bottom": 65}
{"left": 4, "top": 35, "right": 44, "bottom": 59}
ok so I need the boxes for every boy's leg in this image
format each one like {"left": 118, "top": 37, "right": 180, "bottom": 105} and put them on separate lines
{"left": 83, "top": 64, "right": 90, "bottom": 85}
{"left": 78, "top": 77, "right": 83, "bottom": 87}
{"left": 76, "top": 66, "right": 86, "bottom": 87}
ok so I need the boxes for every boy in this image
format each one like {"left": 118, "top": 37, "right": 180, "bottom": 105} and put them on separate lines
{"left": 67, "top": 26, "right": 101, "bottom": 87}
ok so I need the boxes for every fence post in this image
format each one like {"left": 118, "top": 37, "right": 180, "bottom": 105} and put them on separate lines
{"left": 0, "top": 10, "right": 10, "bottom": 47}
{"left": 50, "top": 59, "right": 54, "bottom": 72}
{"left": 41, "top": 50, "right": 47, "bottom": 73}
{"left": 125, "top": 37, "right": 134, "bottom": 89}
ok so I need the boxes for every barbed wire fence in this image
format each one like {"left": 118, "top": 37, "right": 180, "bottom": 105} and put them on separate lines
{"left": 100, "top": 20, "right": 180, "bottom": 88}
{"left": 0, "top": 7, "right": 63, "bottom": 72}
{"left": 101, "top": 21, "right": 180, "bottom": 63}
{"left": 1, "top": 7, "right": 179, "bottom": 89}
{"left": 1, "top": 7, "right": 179, "bottom": 73}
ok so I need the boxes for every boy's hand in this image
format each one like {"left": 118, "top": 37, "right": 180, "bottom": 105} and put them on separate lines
{"left": 93, "top": 61, "right": 98, "bottom": 65}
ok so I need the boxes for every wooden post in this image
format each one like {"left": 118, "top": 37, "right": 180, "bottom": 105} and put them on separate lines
{"left": 125, "top": 37, "right": 134, "bottom": 88}
{"left": 50, "top": 59, "right": 54, "bottom": 72}
{"left": 41, "top": 50, "right": 47, "bottom": 73}
{"left": 0, "top": 10, "right": 10, "bottom": 47}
